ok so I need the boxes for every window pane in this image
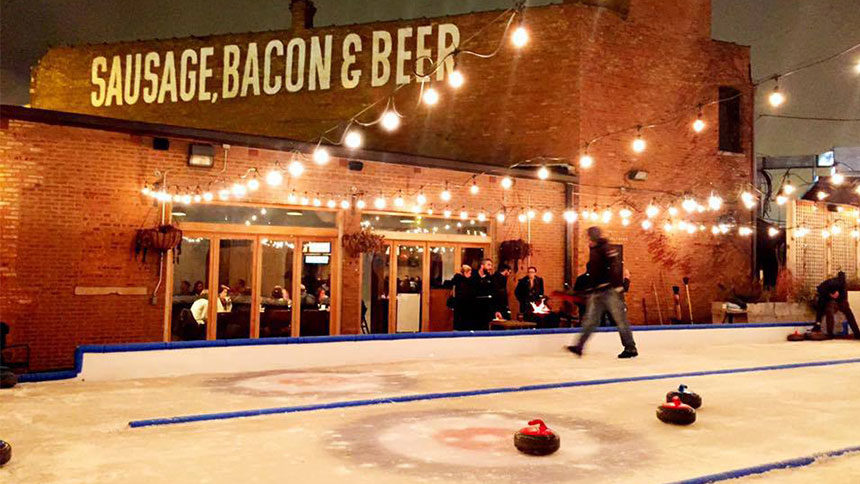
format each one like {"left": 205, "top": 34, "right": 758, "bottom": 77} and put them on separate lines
{"left": 429, "top": 246, "right": 456, "bottom": 332}
{"left": 361, "top": 213, "right": 488, "bottom": 237}
{"left": 396, "top": 245, "right": 423, "bottom": 332}
{"left": 217, "top": 239, "right": 253, "bottom": 339}
{"left": 299, "top": 241, "right": 332, "bottom": 336}
{"left": 718, "top": 86, "right": 742, "bottom": 153}
{"left": 175, "top": 204, "right": 335, "bottom": 228}
{"left": 361, "top": 245, "right": 390, "bottom": 334}
{"left": 260, "top": 239, "right": 294, "bottom": 338}
{"left": 171, "top": 237, "right": 210, "bottom": 341}
{"left": 461, "top": 247, "right": 485, "bottom": 270}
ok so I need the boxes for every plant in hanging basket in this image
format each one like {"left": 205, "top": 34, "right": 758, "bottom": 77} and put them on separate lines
{"left": 499, "top": 239, "right": 533, "bottom": 271}
{"left": 135, "top": 224, "right": 183, "bottom": 262}
{"left": 342, "top": 229, "right": 386, "bottom": 257}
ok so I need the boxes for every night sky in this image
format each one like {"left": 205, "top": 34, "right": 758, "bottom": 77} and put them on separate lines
{"left": 1, "top": 0, "right": 858, "bottom": 156}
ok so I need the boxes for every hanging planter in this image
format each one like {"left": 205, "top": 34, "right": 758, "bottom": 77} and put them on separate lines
{"left": 135, "top": 224, "right": 183, "bottom": 262}
{"left": 342, "top": 229, "right": 385, "bottom": 257}
{"left": 499, "top": 239, "right": 533, "bottom": 271}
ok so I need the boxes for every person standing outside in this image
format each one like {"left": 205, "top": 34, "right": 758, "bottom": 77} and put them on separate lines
{"left": 472, "top": 259, "right": 501, "bottom": 329}
{"left": 567, "top": 227, "right": 638, "bottom": 358}
{"left": 494, "top": 263, "right": 513, "bottom": 321}
{"left": 515, "top": 266, "right": 545, "bottom": 321}
{"left": 815, "top": 271, "right": 860, "bottom": 339}
{"left": 450, "top": 264, "right": 475, "bottom": 331}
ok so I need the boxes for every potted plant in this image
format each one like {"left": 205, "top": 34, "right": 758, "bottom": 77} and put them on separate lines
{"left": 499, "top": 239, "right": 533, "bottom": 271}
{"left": 134, "top": 224, "right": 183, "bottom": 262}
{"left": 342, "top": 228, "right": 386, "bottom": 257}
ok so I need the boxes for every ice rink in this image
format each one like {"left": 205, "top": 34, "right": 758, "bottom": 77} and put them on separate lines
{"left": 2, "top": 328, "right": 860, "bottom": 483}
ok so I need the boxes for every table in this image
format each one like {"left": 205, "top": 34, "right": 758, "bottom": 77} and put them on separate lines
{"left": 489, "top": 320, "right": 537, "bottom": 330}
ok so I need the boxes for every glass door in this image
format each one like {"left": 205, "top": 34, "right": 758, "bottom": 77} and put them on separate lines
{"left": 461, "top": 246, "right": 486, "bottom": 270}
{"left": 214, "top": 238, "right": 255, "bottom": 340}
{"left": 297, "top": 239, "right": 334, "bottom": 336}
{"left": 171, "top": 236, "right": 211, "bottom": 341}
{"left": 259, "top": 238, "right": 295, "bottom": 338}
{"left": 361, "top": 244, "right": 391, "bottom": 334}
{"left": 428, "top": 245, "right": 456, "bottom": 331}
{"left": 394, "top": 245, "right": 424, "bottom": 332}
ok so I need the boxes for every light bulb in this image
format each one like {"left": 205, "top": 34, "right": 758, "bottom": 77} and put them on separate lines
{"left": 641, "top": 220, "right": 653, "bottom": 230}
{"left": 668, "top": 206, "right": 679, "bottom": 217}
{"left": 448, "top": 70, "right": 464, "bottom": 89}
{"left": 619, "top": 208, "right": 632, "bottom": 218}
{"left": 246, "top": 178, "right": 260, "bottom": 191}
{"left": 632, "top": 135, "right": 646, "bottom": 153}
{"left": 692, "top": 118, "right": 706, "bottom": 133}
{"left": 579, "top": 154, "right": 594, "bottom": 169}
{"left": 218, "top": 189, "right": 230, "bottom": 200}
{"left": 601, "top": 210, "right": 612, "bottom": 223}
{"left": 203, "top": 192, "right": 214, "bottom": 202}
{"left": 831, "top": 172, "right": 845, "bottom": 185}
{"left": 231, "top": 183, "right": 247, "bottom": 197}
{"left": 300, "top": 195, "right": 310, "bottom": 205}
{"left": 664, "top": 222, "right": 674, "bottom": 232}
{"left": 344, "top": 130, "right": 363, "bottom": 149}
{"left": 327, "top": 199, "right": 336, "bottom": 208}
{"left": 646, "top": 205, "right": 659, "bottom": 218}
{"left": 796, "top": 227, "right": 809, "bottom": 237}
{"left": 172, "top": 194, "right": 181, "bottom": 203}
{"left": 469, "top": 182, "right": 479, "bottom": 195}
{"left": 817, "top": 191, "right": 829, "bottom": 200}
{"left": 181, "top": 194, "right": 192, "bottom": 204}
{"left": 782, "top": 182, "right": 796, "bottom": 195}
{"left": 500, "top": 177, "right": 513, "bottom": 190}
{"left": 542, "top": 211, "right": 553, "bottom": 223}
{"left": 518, "top": 213, "right": 527, "bottom": 223}
{"left": 381, "top": 111, "right": 401, "bottom": 132}
{"left": 821, "top": 229, "right": 830, "bottom": 239}
{"left": 416, "top": 192, "right": 427, "bottom": 205}
{"left": 563, "top": 210, "right": 577, "bottom": 223}
{"left": 459, "top": 210, "right": 468, "bottom": 220}
{"left": 422, "top": 87, "right": 440, "bottom": 106}
{"left": 707, "top": 194, "right": 723, "bottom": 211}
{"left": 440, "top": 189, "right": 451, "bottom": 202}
{"left": 287, "top": 191, "right": 298, "bottom": 203}
{"left": 768, "top": 227, "right": 779, "bottom": 238}
{"left": 356, "top": 199, "right": 366, "bottom": 209}
{"left": 831, "top": 224, "right": 842, "bottom": 235}
{"left": 537, "top": 166, "right": 550, "bottom": 180}
{"left": 394, "top": 195, "right": 405, "bottom": 208}
{"left": 769, "top": 86, "right": 785, "bottom": 107}
{"left": 193, "top": 194, "right": 202, "bottom": 203}
{"left": 313, "top": 147, "right": 330, "bottom": 165}
{"left": 374, "top": 196, "right": 386, "bottom": 209}
{"left": 711, "top": 225, "right": 720, "bottom": 235}
{"left": 682, "top": 198, "right": 697, "bottom": 213}
{"left": 527, "top": 210, "right": 536, "bottom": 220}
{"left": 776, "top": 195, "right": 787, "bottom": 205}
{"left": 852, "top": 230, "right": 860, "bottom": 239}
{"left": 496, "top": 212, "right": 506, "bottom": 223}
{"left": 477, "top": 212, "right": 486, "bottom": 222}
{"left": 741, "top": 191, "right": 756, "bottom": 209}
{"left": 443, "top": 209, "right": 452, "bottom": 218}
{"left": 739, "top": 226, "right": 753, "bottom": 236}
{"left": 340, "top": 200, "right": 350, "bottom": 209}
{"left": 288, "top": 160, "right": 304, "bottom": 177}
{"left": 511, "top": 26, "right": 529, "bottom": 48}
{"left": 622, "top": 218, "right": 630, "bottom": 226}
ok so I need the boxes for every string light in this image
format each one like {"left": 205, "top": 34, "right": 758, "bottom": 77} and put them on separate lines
{"left": 632, "top": 128, "right": 646, "bottom": 153}
{"left": 707, "top": 193, "right": 723, "bottom": 211}
{"left": 776, "top": 195, "right": 788, "bottom": 205}
{"left": 663, "top": 222, "right": 674, "bottom": 232}
{"left": 692, "top": 106, "right": 706, "bottom": 133}
{"left": 496, "top": 212, "right": 506, "bottom": 223}
{"left": 768, "top": 227, "right": 780, "bottom": 237}
{"left": 579, "top": 153, "right": 594, "bottom": 169}
{"left": 817, "top": 191, "right": 829, "bottom": 200}
{"left": 326, "top": 199, "right": 336, "bottom": 208}
{"left": 477, "top": 212, "right": 487, "bottom": 222}
{"left": 356, "top": 199, "right": 366, "bottom": 209}
{"left": 440, "top": 185, "right": 452, "bottom": 202}
{"left": 448, "top": 70, "right": 465, "bottom": 89}
{"left": 821, "top": 228, "right": 831, "bottom": 239}
{"left": 711, "top": 225, "right": 720, "bottom": 235}
{"left": 374, "top": 196, "right": 386, "bottom": 209}
{"left": 416, "top": 192, "right": 427, "bottom": 205}
{"left": 563, "top": 210, "right": 577, "bottom": 223}
{"left": 246, "top": 178, "right": 260, "bottom": 191}
{"left": 203, "top": 192, "right": 213, "bottom": 202}
{"left": 500, "top": 176, "right": 513, "bottom": 190}
{"left": 641, "top": 220, "right": 653, "bottom": 230}
{"left": 511, "top": 26, "right": 529, "bottom": 48}
{"left": 313, "top": 147, "right": 331, "bottom": 165}
{"left": 852, "top": 230, "right": 860, "bottom": 239}
{"left": 394, "top": 192, "right": 405, "bottom": 208}
{"left": 601, "top": 209, "right": 612, "bottom": 223}
{"left": 831, "top": 172, "right": 845, "bottom": 185}
{"left": 340, "top": 200, "right": 350, "bottom": 209}
{"left": 782, "top": 181, "right": 796, "bottom": 195}
{"left": 443, "top": 209, "right": 452, "bottom": 218}
{"left": 646, "top": 205, "right": 659, "bottom": 218}
{"left": 518, "top": 213, "right": 527, "bottom": 223}
{"left": 265, "top": 170, "right": 283, "bottom": 186}
{"left": 738, "top": 226, "right": 753, "bottom": 236}
{"left": 537, "top": 166, "right": 550, "bottom": 180}
{"left": 796, "top": 227, "right": 809, "bottom": 238}
{"left": 682, "top": 198, "right": 697, "bottom": 213}
{"left": 668, "top": 206, "right": 679, "bottom": 217}
{"left": 541, "top": 211, "right": 553, "bottom": 223}
{"left": 381, "top": 111, "right": 401, "bottom": 132}
{"left": 741, "top": 191, "right": 756, "bottom": 209}
{"left": 344, "top": 130, "right": 363, "bottom": 149}
{"left": 231, "top": 183, "right": 247, "bottom": 197}
{"left": 469, "top": 180, "right": 480, "bottom": 195}
{"left": 619, "top": 208, "right": 632, "bottom": 218}
{"left": 769, "top": 81, "right": 786, "bottom": 108}
{"left": 459, "top": 209, "right": 468, "bottom": 220}
{"left": 288, "top": 160, "right": 304, "bottom": 178}
{"left": 422, "top": 86, "right": 440, "bottom": 106}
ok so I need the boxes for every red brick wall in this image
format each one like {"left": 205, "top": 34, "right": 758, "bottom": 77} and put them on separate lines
{"left": 0, "top": 119, "right": 567, "bottom": 370}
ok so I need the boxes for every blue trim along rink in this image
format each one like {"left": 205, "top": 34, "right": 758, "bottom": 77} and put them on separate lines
{"left": 18, "top": 322, "right": 812, "bottom": 383}
{"left": 127, "top": 355, "right": 860, "bottom": 428}
{"left": 669, "top": 444, "right": 860, "bottom": 483}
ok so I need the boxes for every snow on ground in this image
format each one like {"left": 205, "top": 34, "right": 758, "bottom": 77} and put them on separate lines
{"left": 1, "top": 340, "right": 859, "bottom": 483}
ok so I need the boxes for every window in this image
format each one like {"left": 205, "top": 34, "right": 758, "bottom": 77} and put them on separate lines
{"left": 361, "top": 213, "right": 488, "bottom": 237}
{"left": 175, "top": 204, "right": 336, "bottom": 228}
{"left": 718, "top": 86, "right": 742, "bottom": 153}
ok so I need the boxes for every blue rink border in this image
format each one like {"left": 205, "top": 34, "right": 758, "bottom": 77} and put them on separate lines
{"left": 127, "top": 355, "right": 860, "bottom": 428}
{"left": 670, "top": 444, "right": 860, "bottom": 483}
{"left": 18, "top": 322, "right": 811, "bottom": 383}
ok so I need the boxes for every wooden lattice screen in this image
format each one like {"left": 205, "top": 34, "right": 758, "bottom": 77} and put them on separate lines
{"left": 787, "top": 200, "right": 860, "bottom": 291}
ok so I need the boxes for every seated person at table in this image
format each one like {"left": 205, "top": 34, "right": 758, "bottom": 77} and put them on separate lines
{"left": 263, "top": 286, "right": 291, "bottom": 306}
{"left": 190, "top": 285, "right": 232, "bottom": 324}
{"left": 179, "top": 280, "right": 193, "bottom": 296}
{"left": 299, "top": 284, "right": 317, "bottom": 309}
{"left": 192, "top": 280, "right": 205, "bottom": 295}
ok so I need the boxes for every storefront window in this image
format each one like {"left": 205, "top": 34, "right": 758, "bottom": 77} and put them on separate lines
{"left": 175, "top": 204, "right": 335, "bottom": 228}
{"left": 260, "top": 239, "right": 295, "bottom": 338}
{"left": 395, "top": 245, "right": 423, "bottom": 332}
{"left": 171, "top": 237, "right": 210, "bottom": 341}
{"left": 361, "top": 246, "right": 390, "bottom": 334}
{"left": 217, "top": 239, "right": 253, "bottom": 339}
{"left": 299, "top": 241, "right": 332, "bottom": 336}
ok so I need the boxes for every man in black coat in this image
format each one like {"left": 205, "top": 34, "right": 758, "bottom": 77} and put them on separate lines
{"left": 494, "top": 263, "right": 513, "bottom": 321}
{"left": 450, "top": 264, "right": 475, "bottom": 331}
{"left": 472, "top": 259, "right": 503, "bottom": 329}
{"left": 815, "top": 271, "right": 860, "bottom": 339}
{"left": 567, "top": 227, "right": 638, "bottom": 358}
{"left": 515, "top": 266, "right": 545, "bottom": 321}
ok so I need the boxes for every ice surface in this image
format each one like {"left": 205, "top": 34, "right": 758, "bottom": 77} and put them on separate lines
{"left": 2, "top": 340, "right": 860, "bottom": 483}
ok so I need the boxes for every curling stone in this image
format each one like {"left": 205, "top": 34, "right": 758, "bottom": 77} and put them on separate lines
{"left": 666, "top": 384, "right": 702, "bottom": 409}
{"left": 806, "top": 331, "right": 829, "bottom": 341}
{"left": 657, "top": 396, "right": 696, "bottom": 425}
{"left": 786, "top": 330, "right": 805, "bottom": 342}
{"left": 514, "top": 419, "right": 560, "bottom": 456}
{"left": 0, "top": 440, "right": 10, "bottom": 466}
{"left": 0, "top": 367, "right": 16, "bottom": 389}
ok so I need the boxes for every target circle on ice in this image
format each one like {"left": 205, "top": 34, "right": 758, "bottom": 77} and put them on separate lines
{"left": 212, "top": 370, "right": 414, "bottom": 397}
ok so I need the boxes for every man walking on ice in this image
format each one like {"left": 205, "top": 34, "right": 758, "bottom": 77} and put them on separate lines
{"left": 567, "top": 227, "right": 638, "bottom": 358}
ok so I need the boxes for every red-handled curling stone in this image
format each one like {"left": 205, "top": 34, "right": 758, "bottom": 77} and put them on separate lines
{"left": 0, "top": 367, "right": 16, "bottom": 389}
{"left": 666, "top": 384, "right": 702, "bottom": 409}
{"left": 806, "top": 330, "right": 829, "bottom": 341}
{"left": 514, "top": 419, "right": 560, "bottom": 456}
{"left": 0, "top": 440, "right": 11, "bottom": 466}
{"left": 656, "top": 396, "right": 696, "bottom": 425}
{"left": 787, "top": 330, "right": 805, "bottom": 342}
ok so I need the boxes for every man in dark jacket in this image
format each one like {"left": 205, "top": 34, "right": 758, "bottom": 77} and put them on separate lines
{"left": 472, "top": 259, "right": 501, "bottom": 329}
{"left": 450, "top": 264, "right": 475, "bottom": 331}
{"left": 567, "top": 227, "right": 638, "bottom": 358}
{"left": 515, "top": 266, "right": 545, "bottom": 321}
{"left": 494, "top": 263, "right": 513, "bottom": 320}
{"left": 815, "top": 271, "right": 860, "bottom": 339}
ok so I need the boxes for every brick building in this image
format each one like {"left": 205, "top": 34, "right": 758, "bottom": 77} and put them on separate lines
{"left": 2, "top": 0, "right": 754, "bottom": 371}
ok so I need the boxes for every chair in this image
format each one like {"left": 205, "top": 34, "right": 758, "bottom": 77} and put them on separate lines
{"left": 1, "top": 322, "right": 30, "bottom": 373}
